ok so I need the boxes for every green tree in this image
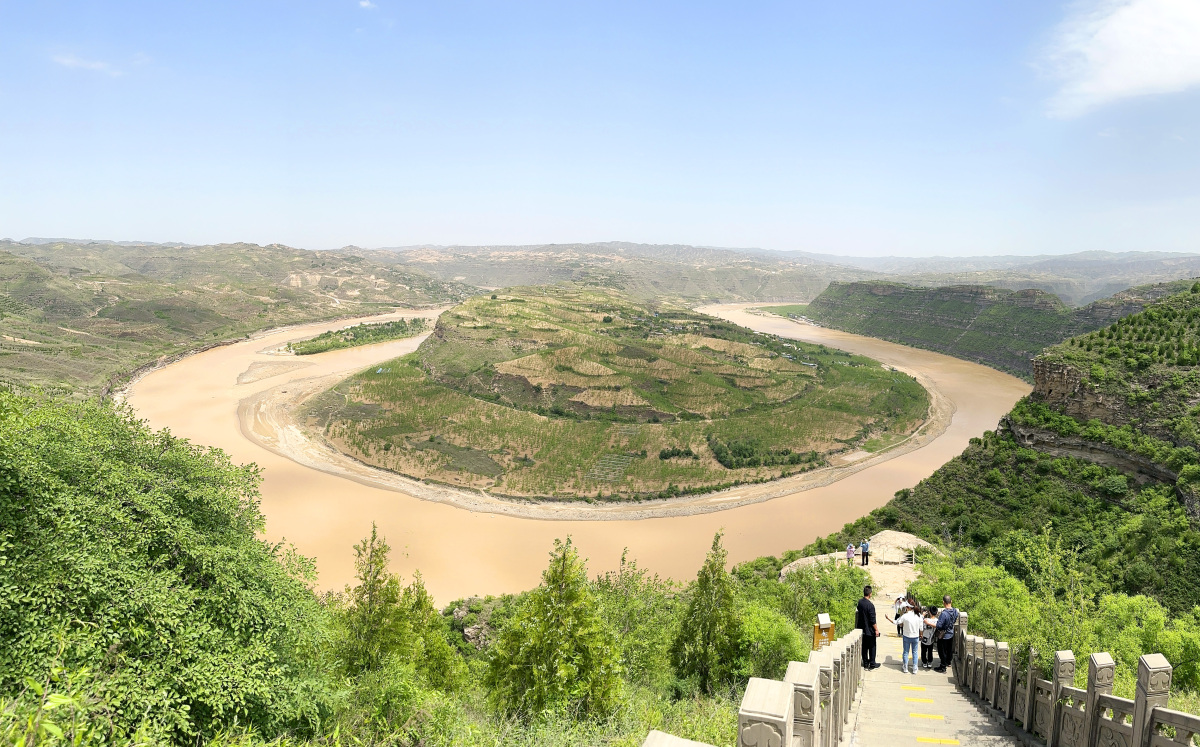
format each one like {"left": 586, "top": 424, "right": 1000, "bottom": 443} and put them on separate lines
{"left": 339, "top": 523, "right": 412, "bottom": 675}
{"left": 672, "top": 532, "right": 743, "bottom": 695}
{"left": 484, "top": 538, "right": 621, "bottom": 718}
{"left": 594, "top": 549, "right": 680, "bottom": 688}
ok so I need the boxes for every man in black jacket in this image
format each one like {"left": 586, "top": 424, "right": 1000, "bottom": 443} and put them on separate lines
{"left": 855, "top": 584, "right": 880, "bottom": 669}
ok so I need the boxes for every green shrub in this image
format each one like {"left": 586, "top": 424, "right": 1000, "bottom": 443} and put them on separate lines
{"left": 0, "top": 392, "right": 330, "bottom": 742}
{"left": 671, "top": 533, "right": 743, "bottom": 695}
{"left": 484, "top": 538, "right": 622, "bottom": 718}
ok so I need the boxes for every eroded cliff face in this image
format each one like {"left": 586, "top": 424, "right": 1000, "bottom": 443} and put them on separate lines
{"left": 1031, "top": 359, "right": 1129, "bottom": 427}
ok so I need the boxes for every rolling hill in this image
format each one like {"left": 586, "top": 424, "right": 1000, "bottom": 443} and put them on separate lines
{"left": 790, "top": 279, "right": 1190, "bottom": 379}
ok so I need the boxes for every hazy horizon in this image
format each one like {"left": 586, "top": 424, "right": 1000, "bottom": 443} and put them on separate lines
{"left": 2, "top": 1, "right": 1199, "bottom": 255}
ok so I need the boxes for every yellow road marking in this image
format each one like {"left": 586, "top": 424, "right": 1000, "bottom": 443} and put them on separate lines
{"left": 905, "top": 697, "right": 934, "bottom": 703}
{"left": 917, "top": 739, "right": 959, "bottom": 745}
{"left": 901, "top": 685, "right": 926, "bottom": 691}
{"left": 909, "top": 713, "right": 945, "bottom": 720}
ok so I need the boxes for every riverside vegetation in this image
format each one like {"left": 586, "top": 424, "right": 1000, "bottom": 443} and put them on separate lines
{"left": 301, "top": 286, "right": 929, "bottom": 499}
{"left": 287, "top": 318, "right": 428, "bottom": 355}
{"left": 783, "top": 279, "right": 1188, "bottom": 380}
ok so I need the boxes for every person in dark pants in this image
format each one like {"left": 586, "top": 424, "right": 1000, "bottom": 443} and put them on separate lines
{"left": 860, "top": 538, "right": 870, "bottom": 566}
{"left": 856, "top": 584, "right": 881, "bottom": 670}
{"left": 933, "top": 594, "right": 959, "bottom": 673}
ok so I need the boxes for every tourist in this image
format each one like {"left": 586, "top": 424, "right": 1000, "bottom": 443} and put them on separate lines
{"left": 897, "top": 601, "right": 925, "bottom": 674}
{"left": 855, "top": 585, "right": 880, "bottom": 670}
{"left": 846, "top": 542, "right": 856, "bottom": 566}
{"left": 889, "top": 595, "right": 910, "bottom": 637}
{"left": 860, "top": 537, "right": 870, "bottom": 566}
{"left": 933, "top": 595, "right": 959, "bottom": 673}
{"left": 920, "top": 606, "right": 938, "bottom": 669}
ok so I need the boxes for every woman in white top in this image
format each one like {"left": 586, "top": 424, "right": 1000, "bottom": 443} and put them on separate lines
{"left": 897, "top": 603, "right": 925, "bottom": 674}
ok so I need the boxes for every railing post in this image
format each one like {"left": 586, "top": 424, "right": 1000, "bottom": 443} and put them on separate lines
{"left": 994, "top": 642, "right": 1010, "bottom": 711}
{"left": 1049, "top": 650, "right": 1075, "bottom": 747}
{"left": 811, "top": 649, "right": 833, "bottom": 747}
{"left": 961, "top": 634, "right": 974, "bottom": 689}
{"left": 1085, "top": 652, "right": 1115, "bottom": 747}
{"left": 953, "top": 611, "right": 968, "bottom": 683}
{"left": 784, "top": 661, "right": 821, "bottom": 747}
{"left": 1023, "top": 648, "right": 1038, "bottom": 733}
{"left": 840, "top": 638, "right": 849, "bottom": 739}
{"left": 1132, "top": 653, "right": 1172, "bottom": 747}
{"left": 974, "top": 637, "right": 986, "bottom": 696}
{"left": 984, "top": 639, "right": 997, "bottom": 702}
{"left": 739, "top": 677, "right": 794, "bottom": 747}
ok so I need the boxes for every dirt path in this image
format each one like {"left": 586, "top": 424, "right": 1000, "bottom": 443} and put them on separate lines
{"left": 125, "top": 303, "right": 1029, "bottom": 602}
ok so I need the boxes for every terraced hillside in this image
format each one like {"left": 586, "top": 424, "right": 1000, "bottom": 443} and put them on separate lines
{"left": 808, "top": 284, "right": 1200, "bottom": 615}
{"left": 0, "top": 240, "right": 472, "bottom": 395}
{"left": 303, "top": 286, "right": 929, "bottom": 499}
{"left": 796, "top": 280, "right": 1187, "bottom": 379}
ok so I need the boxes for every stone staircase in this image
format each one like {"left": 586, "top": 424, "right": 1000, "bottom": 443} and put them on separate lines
{"left": 642, "top": 611, "right": 1200, "bottom": 747}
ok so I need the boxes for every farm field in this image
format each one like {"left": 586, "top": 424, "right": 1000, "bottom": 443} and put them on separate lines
{"left": 303, "top": 286, "right": 930, "bottom": 499}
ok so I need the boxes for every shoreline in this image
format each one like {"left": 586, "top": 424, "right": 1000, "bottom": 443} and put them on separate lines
{"left": 235, "top": 306, "right": 956, "bottom": 521}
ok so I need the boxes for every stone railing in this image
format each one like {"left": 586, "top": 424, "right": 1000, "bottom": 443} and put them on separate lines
{"left": 951, "top": 612, "right": 1199, "bottom": 747}
{"left": 644, "top": 629, "right": 864, "bottom": 747}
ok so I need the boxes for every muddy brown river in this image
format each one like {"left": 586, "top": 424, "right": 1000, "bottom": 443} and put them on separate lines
{"left": 125, "top": 305, "right": 1029, "bottom": 603}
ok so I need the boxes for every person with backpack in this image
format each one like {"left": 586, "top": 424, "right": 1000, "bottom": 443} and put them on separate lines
{"left": 933, "top": 595, "right": 959, "bottom": 673}
{"left": 919, "top": 605, "right": 938, "bottom": 669}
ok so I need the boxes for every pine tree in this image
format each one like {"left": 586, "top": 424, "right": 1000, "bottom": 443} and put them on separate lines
{"left": 484, "top": 538, "right": 622, "bottom": 717}
{"left": 671, "top": 531, "right": 743, "bottom": 694}
{"left": 341, "top": 522, "right": 412, "bottom": 674}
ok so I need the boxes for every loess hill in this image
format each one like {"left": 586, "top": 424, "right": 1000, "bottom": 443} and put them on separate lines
{"left": 796, "top": 280, "right": 1187, "bottom": 380}
{"left": 0, "top": 240, "right": 471, "bottom": 396}
{"left": 810, "top": 282, "right": 1200, "bottom": 615}
{"left": 304, "top": 286, "right": 929, "bottom": 500}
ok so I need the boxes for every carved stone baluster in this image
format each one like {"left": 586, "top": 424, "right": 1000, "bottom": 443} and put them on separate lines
{"left": 1023, "top": 648, "right": 1038, "bottom": 734}
{"left": 739, "top": 677, "right": 794, "bottom": 747}
{"left": 784, "top": 661, "right": 821, "bottom": 747}
{"left": 1132, "top": 654, "right": 1172, "bottom": 747}
{"left": 984, "top": 639, "right": 997, "bottom": 702}
{"left": 811, "top": 649, "right": 833, "bottom": 747}
{"left": 1085, "top": 652, "right": 1114, "bottom": 747}
{"left": 953, "top": 611, "right": 968, "bottom": 683}
{"left": 974, "top": 637, "right": 986, "bottom": 696}
{"left": 1049, "top": 650, "right": 1075, "bottom": 747}
{"left": 995, "top": 642, "right": 1011, "bottom": 713}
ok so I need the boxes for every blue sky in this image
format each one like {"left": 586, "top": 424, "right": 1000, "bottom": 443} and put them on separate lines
{"left": 1, "top": 1, "right": 1198, "bottom": 255}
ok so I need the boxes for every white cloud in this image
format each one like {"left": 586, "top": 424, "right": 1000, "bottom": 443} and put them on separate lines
{"left": 359, "top": 0, "right": 377, "bottom": 8}
{"left": 53, "top": 54, "right": 122, "bottom": 77}
{"left": 1044, "top": 0, "right": 1200, "bottom": 117}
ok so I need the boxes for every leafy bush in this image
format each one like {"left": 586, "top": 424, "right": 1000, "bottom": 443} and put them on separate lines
{"left": 736, "top": 604, "right": 805, "bottom": 680}
{"left": 0, "top": 392, "right": 330, "bottom": 742}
